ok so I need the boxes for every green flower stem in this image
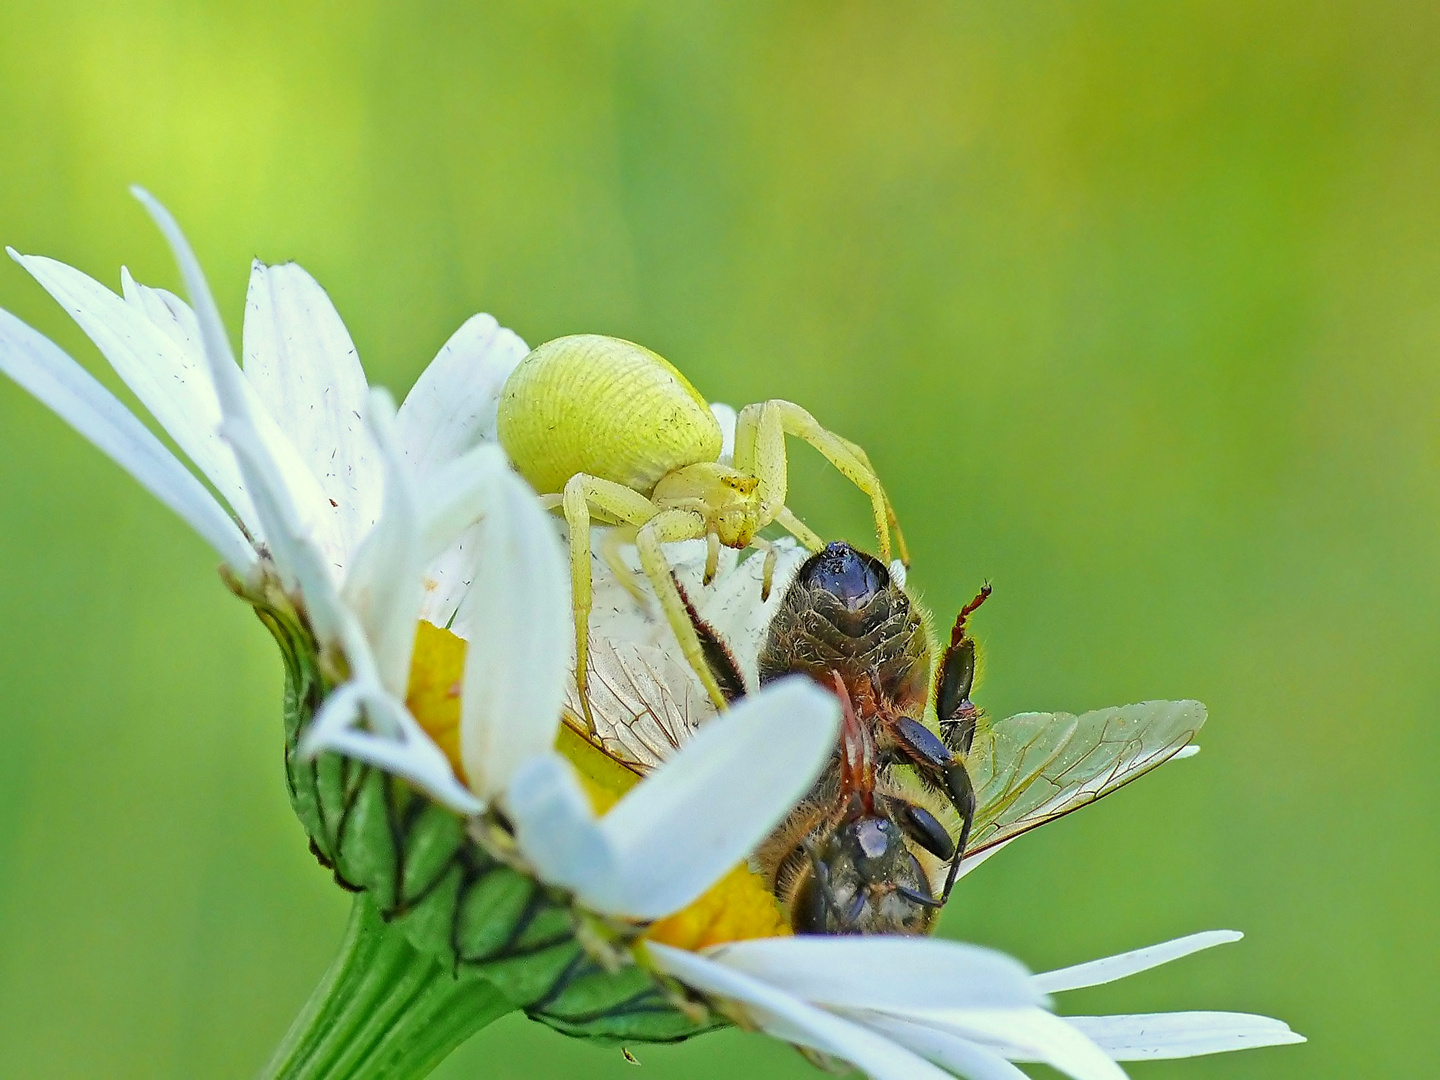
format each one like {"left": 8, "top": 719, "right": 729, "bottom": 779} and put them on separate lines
{"left": 261, "top": 893, "right": 514, "bottom": 1080}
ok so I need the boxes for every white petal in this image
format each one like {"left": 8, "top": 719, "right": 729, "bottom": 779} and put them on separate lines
{"left": 0, "top": 306, "right": 255, "bottom": 570}
{"left": 120, "top": 272, "right": 200, "bottom": 352}
{"left": 584, "top": 677, "right": 839, "bottom": 919}
{"left": 650, "top": 944, "right": 955, "bottom": 1080}
{"left": 859, "top": 1014, "right": 1033, "bottom": 1080}
{"left": 241, "top": 260, "right": 381, "bottom": 556}
{"left": 1034, "top": 931, "right": 1243, "bottom": 994}
{"left": 457, "top": 460, "right": 571, "bottom": 800}
{"left": 222, "top": 416, "right": 350, "bottom": 645}
{"left": 300, "top": 681, "right": 481, "bottom": 815}
{"left": 7, "top": 251, "right": 263, "bottom": 534}
{"left": 505, "top": 753, "right": 615, "bottom": 895}
{"left": 410, "top": 441, "right": 511, "bottom": 629}
{"left": 906, "top": 1008, "right": 1127, "bottom": 1080}
{"left": 1067, "top": 1012, "right": 1304, "bottom": 1060}
{"left": 339, "top": 390, "right": 426, "bottom": 697}
{"left": 130, "top": 188, "right": 340, "bottom": 578}
{"left": 705, "top": 936, "right": 1041, "bottom": 1013}
{"left": 417, "top": 523, "right": 484, "bottom": 631}
{"left": 396, "top": 313, "right": 528, "bottom": 477}
{"left": 710, "top": 401, "right": 737, "bottom": 465}
{"left": 416, "top": 441, "right": 510, "bottom": 561}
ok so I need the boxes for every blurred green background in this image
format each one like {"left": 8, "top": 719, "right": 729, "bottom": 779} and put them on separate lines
{"left": 0, "top": 1, "right": 1434, "bottom": 1077}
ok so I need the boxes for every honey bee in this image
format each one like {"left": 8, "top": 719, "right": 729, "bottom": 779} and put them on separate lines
{"left": 564, "top": 534, "right": 1206, "bottom": 937}
{"left": 744, "top": 541, "right": 984, "bottom": 935}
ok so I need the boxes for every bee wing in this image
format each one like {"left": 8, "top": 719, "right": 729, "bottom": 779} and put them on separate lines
{"left": 565, "top": 532, "right": 811, "bottom": 774}
{"left": 564, "top": 636, "right": 714, "bottom": 772}
{"left": 964, "top": 699, "right": 1206, "bottom": 856}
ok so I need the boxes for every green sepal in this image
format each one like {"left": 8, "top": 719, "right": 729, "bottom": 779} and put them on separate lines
{"left": 245, "top": 583, "right": 723, "bottom": 1048}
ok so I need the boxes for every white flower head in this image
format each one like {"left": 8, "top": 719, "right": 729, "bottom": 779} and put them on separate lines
{"left": 0, "top": 190, "right": 1303, "bottom": 1080}
{"left": 0, "top": 189, "right": 841, "bottom": 923}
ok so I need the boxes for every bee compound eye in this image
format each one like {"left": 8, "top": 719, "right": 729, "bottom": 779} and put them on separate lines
{"left": 853, "top": 817, "right": 898, "bottom": 863}
{"left": 804, "top": 542, "right": 888, "bottom": 610}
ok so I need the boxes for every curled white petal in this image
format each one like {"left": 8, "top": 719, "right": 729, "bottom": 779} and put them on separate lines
{"left": 1065, "top": 1011, "right": 1305, "bottom": 1060}
{"left": 505, "top": 753, "right": 616, "bottom": 896}
{"left": 650, "top": 944, "right": 955, "bottom": 1080}
{"left": 416, "top": 441, "right": 510, "bottom": 562}
{"left": 0, "top": 307, "right": 255, "bottom": 570}
{"left": 704, "top": 936, "right": 1042, "bottom": 1013}
{"left": 457, "top": 457, "right": 570, "bottom": 800}
{"left": 587, "top": 677, "right": 839, "bottom": 918}
{"left": 301, "top": 680, "right": 481, "bottom": 815}
{"left": 9, "top": 251, "right": 261, "bottom": 532}
{"left": 397, "top": 312, "right": 528, "bottom": 478}
{"left": 1034, "top": 931, "right": 1243, "bottom": 994}
{"left": 507, "top": 678, "right": 838, "bottom": 919}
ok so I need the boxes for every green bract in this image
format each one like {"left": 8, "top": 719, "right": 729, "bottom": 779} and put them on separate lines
{"left": 246, "top": 576, "right": 726, "bottom": 1057}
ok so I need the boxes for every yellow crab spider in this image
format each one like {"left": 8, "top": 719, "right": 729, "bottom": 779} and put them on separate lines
{"left": 496, "top": 334, "right": 907, "bottom": 726}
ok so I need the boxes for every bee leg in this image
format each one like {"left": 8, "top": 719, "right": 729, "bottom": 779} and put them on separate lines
{"left": 882, "top": 796, "right": 955, "bottom": 862}
{"left": 935, "top": 585, "right": 991, "bottom": 755}
{"left": 671, "top": 574, "right": 747, "bottom": 703}
{"left": 940, "top": 762, "right": 977, "bottom": 902}
{"left": 893, "top": 884, "right": 944, "bottom": 909}
{"left": 887, "top": 716, "right": 976, "bottom": 880}
{"left": 799, "top": 838, "right": 852, "bottom": 933}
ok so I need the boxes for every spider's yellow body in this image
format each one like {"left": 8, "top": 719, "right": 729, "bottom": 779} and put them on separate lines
{"left": 497, "top": 334, "right": 905, "bottom": 724}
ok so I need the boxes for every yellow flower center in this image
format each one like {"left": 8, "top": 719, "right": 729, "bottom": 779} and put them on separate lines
{"left": 405, "top": 620, "right": 790, "bottom": 949}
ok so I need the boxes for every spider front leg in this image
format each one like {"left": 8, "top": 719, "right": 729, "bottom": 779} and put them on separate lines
{"left": 633, "top": 507, "right": 730, "bottom": 710}
{"left": 561, "top": 474, "right": 661, "bottom": 734}
{"left": 734, "top": 399, "right": 900, "bottom": 564}
{"left": 832, "top": 432, "right": 910, "bottom": 567}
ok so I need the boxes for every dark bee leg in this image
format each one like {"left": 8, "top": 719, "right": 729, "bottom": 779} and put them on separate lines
{"left": 939, "top": 763, "right": 976, "bottom": 902}
{"left": 886, "top": 715, "right": 977, "bottom": 891}
{"left": 881, "top": 796, "right": 955, "bottom": 862}
{"left": 671, "top": 573, "right": 747, "bottom": 703}
{"left": 935, "top": 584, "right": 990, "bottom": 754}
{"left": 800, "top": 838, "right": 854, "bottom": 933}
{"left": 894, "top": 884, "right": 945, "bottom": 909}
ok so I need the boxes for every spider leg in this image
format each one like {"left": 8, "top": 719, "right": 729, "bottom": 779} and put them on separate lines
{"left": 560, "top": 474, "right": 658, "bottom": 735}
{"left": 634, "top": 508, "right": 729, "bottom": 710}
{"left": 734, "top": 399, "right": 899, "bottom": 562}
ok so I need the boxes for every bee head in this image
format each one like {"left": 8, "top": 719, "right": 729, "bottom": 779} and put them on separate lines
{"left": 791, "top": 813, "right": 938, "bottom": 936}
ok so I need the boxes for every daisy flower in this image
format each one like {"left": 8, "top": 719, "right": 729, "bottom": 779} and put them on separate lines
{"left": 0, "top": 190, "right": 1302, "bottom": 1080}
